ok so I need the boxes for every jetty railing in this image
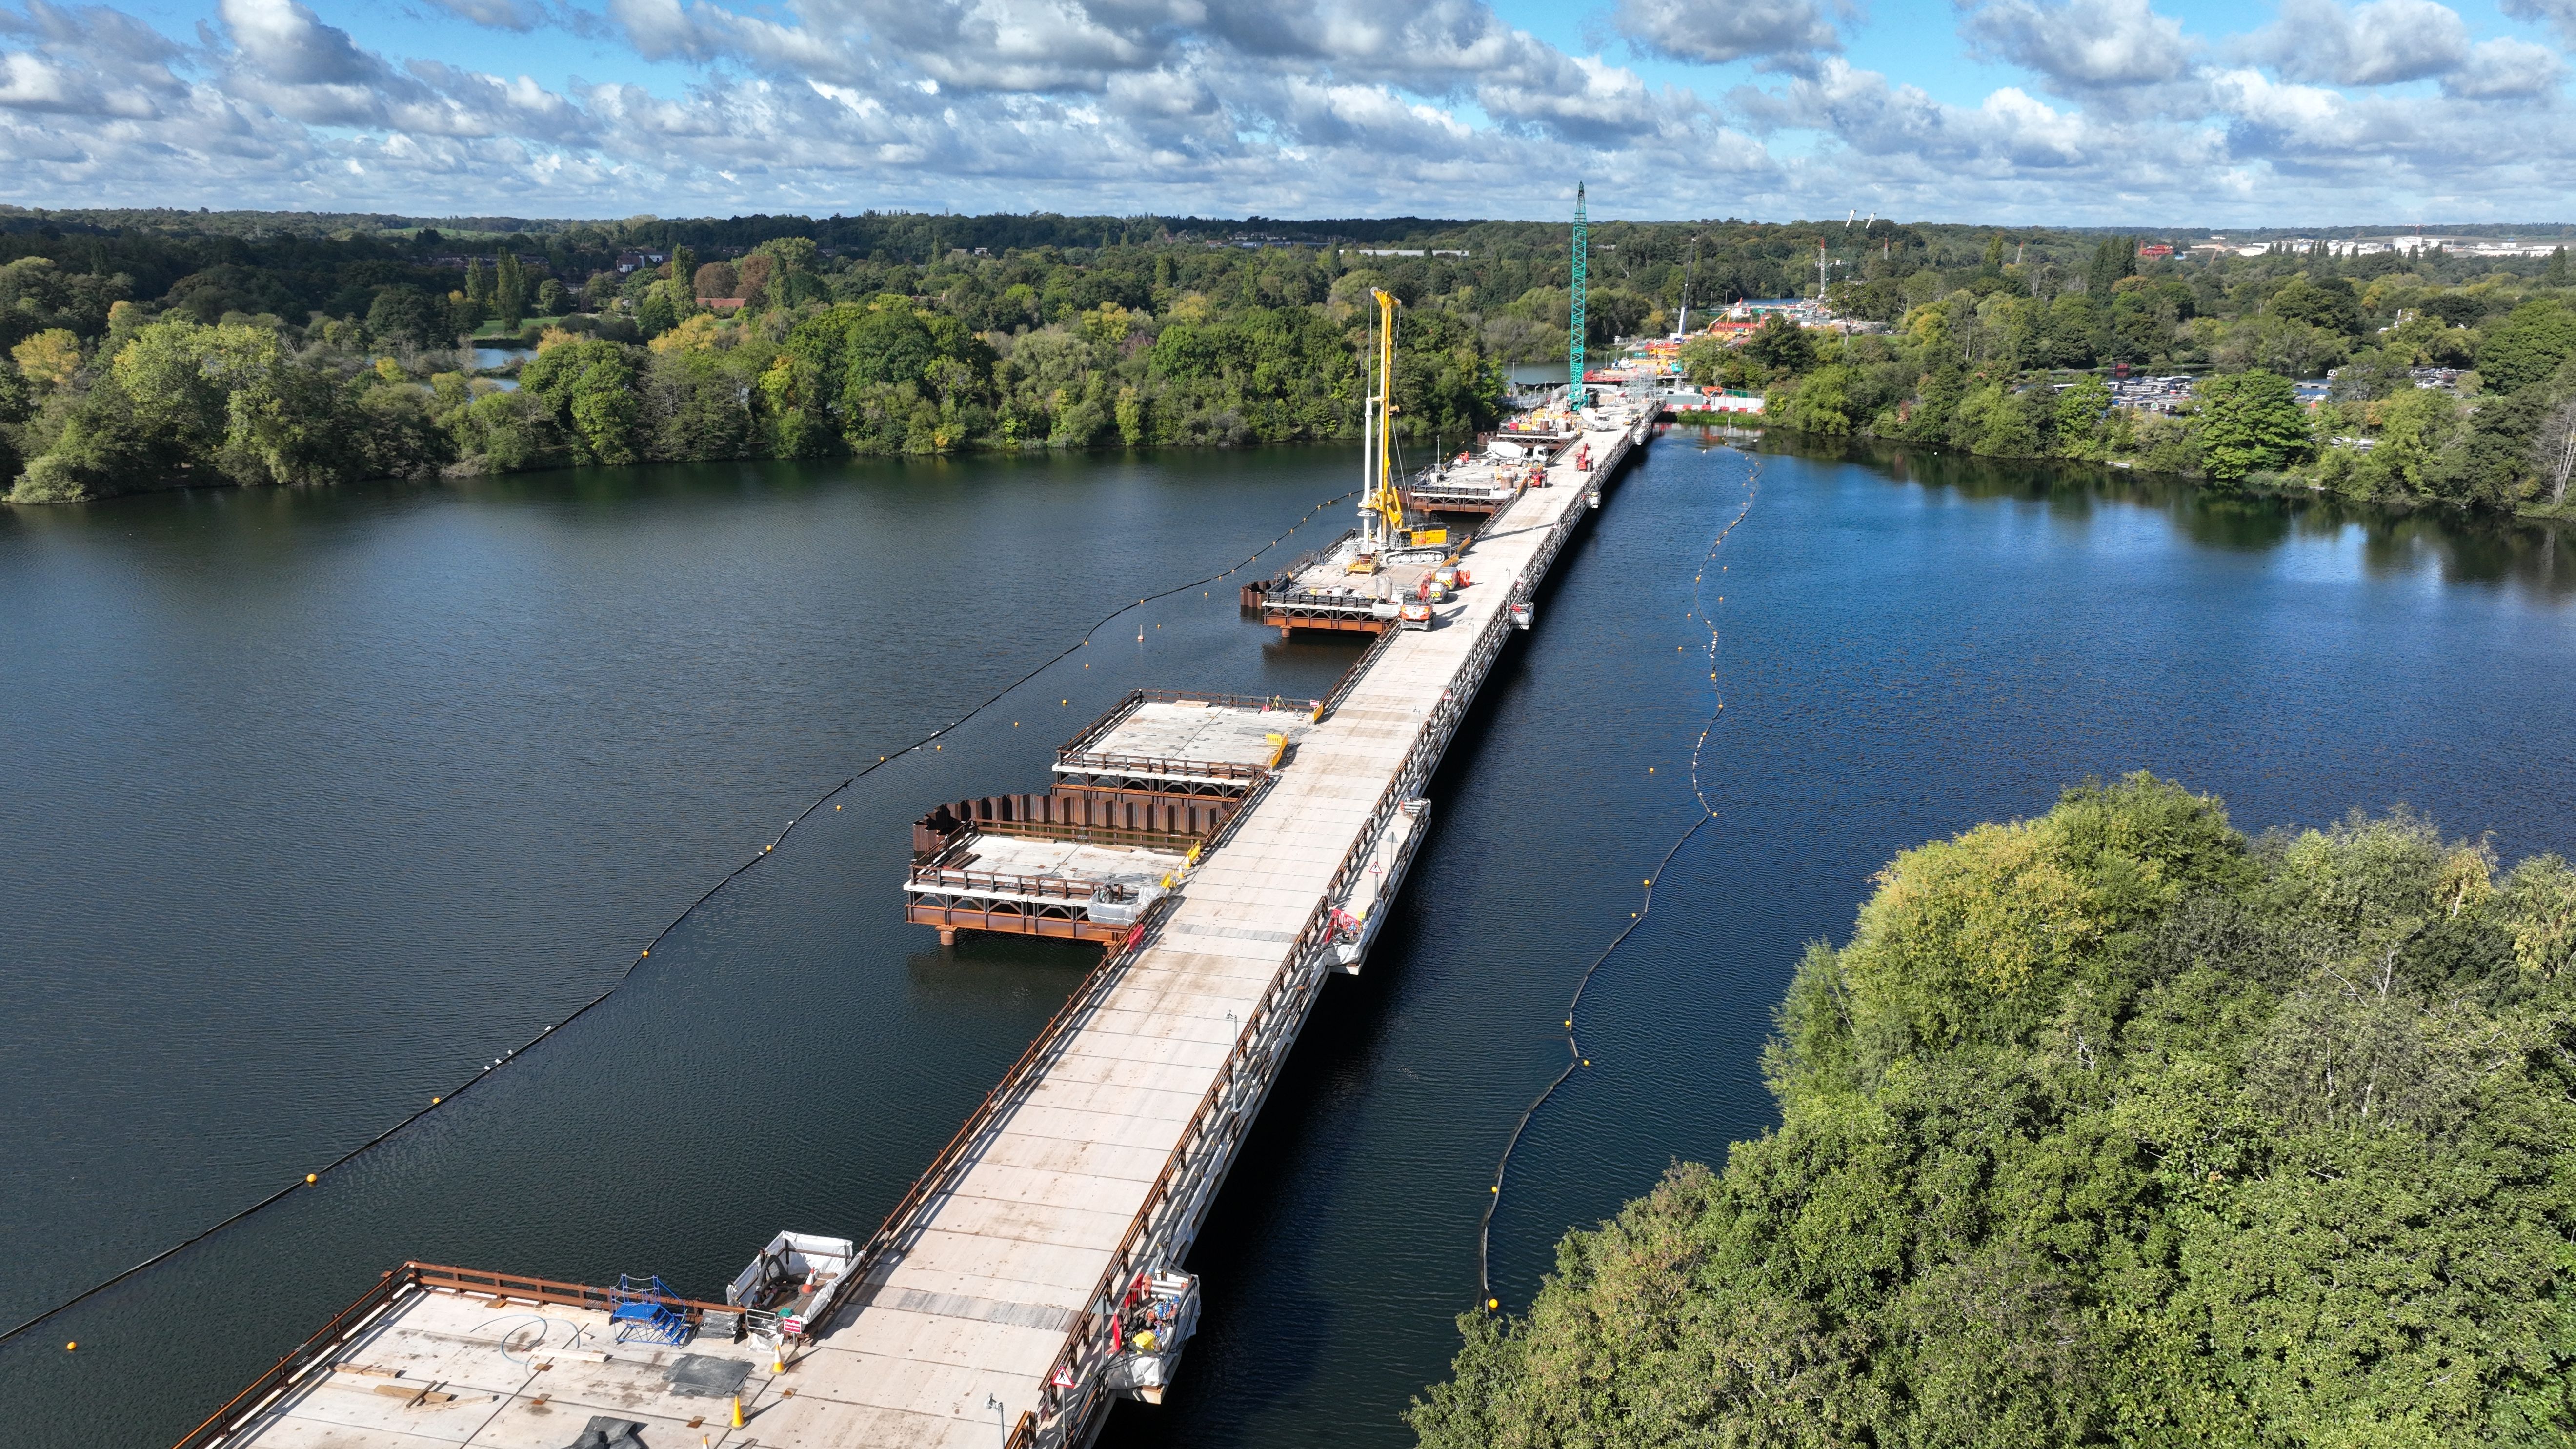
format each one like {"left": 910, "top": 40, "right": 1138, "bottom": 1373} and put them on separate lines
{"left": 169, "top": 1263, "right": 739, "bottom": 1449}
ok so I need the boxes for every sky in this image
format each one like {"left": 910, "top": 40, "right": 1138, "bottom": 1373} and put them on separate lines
{"left": 0, "top": 0, "right": 2571, "bottom": 222}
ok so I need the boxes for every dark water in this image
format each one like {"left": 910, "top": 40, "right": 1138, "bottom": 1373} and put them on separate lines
{"left": 4, "top": 439, "right": 2574, "bottom": 1447}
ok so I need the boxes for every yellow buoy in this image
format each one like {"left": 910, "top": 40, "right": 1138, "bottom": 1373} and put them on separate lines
{"left": 66, "top": 1341, "right": 77, "bottom": 1351}
{"left": 1487, "top": 1299, "right": 1498, "bottom": 1310}
{"left": 305, "top": 1174, "right": 317, "bottom": 1184}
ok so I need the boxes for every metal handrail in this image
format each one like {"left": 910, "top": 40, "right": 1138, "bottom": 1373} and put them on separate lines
{"left": 971, "top": 819, "right": 1208, "bottom": 849}
{"left": 1055, "top": 750, "right": 1270, "bottom": 782}
{"left": 172, "top": 1269, "right": 413, "bottom": 1449}
{"left": 170, "top": 1261, "right": 744, "bottom": 1449}
{"left": 908, "top": 869, "right": 1097, "bottom": 901}
{"left": 1317, "top": 626, "right": 1401, "bottom": 720}
{"left": 410, "top": 1263, "right": 736, "bottom": 1318}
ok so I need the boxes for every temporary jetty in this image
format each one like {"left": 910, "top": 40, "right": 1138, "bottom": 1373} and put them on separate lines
{"left": 175, "top": 295, "right": 1657, "bottom": 1449}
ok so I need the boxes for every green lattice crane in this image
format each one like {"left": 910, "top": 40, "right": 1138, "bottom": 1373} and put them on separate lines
{"left": 1567, "top": 181, "right": 1588, "bottom": 401}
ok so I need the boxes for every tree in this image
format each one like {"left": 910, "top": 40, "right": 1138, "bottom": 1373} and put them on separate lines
{"left": 2533, "top": 397, "right": 2576, "bottom": 506}
{"left": 2358, "top": 385, "right": 2461, "bottom": 497}
{"left": 635, "top": 285, "right": 679, "bottom": 338}
{"left": 2476, "top": 300, "right": 2576, "bottom": 393}
{"left": 2196, "top": 369, "right": 2311, "bottom": 480}
{"left": 464, "top": 258, "right": 492, "bottom": 311}
{"left": 1677, "top": 335, "right": 1731, "bottom": 386}
{"left": 1411, "top": 780, "right": 2576, "bottom": 1449}
{"left": 367, "top": 286, "right": 445, "bottom": 347}
{"left": 755, "top": 236, "right": 817, "bottom": 275}
{"left": 12, "top": 328, "right": 80, "bottom": 389}
{"left": 521, "top": 338, "right": 642, "bottom": 464}
{"left": 2268, "top": 275, "right": 2361, "bottom": 336}
{"left": 2054, "top": 375, "right": 2111, "bottom": 458}
{"left": 534, "top": 278, "right": 567, "bottom": 316}
{"left": 494, "top": 253, "right": 525, "bottom": 328}
{"left": 1744, "top": 314, "right": 1814, "bottom": 376}
{"left": 692, "top": 262, "right": 738, "bottom": 300}
{"left": 2084, "top": 235, "right": 2135, "bottom": 298}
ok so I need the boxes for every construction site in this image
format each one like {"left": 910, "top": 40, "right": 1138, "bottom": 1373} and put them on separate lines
{"left": 172, "top": 191, "right": 1660, "bottom": 1449}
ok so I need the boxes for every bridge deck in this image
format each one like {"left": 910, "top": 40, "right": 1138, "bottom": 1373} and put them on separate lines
{"left": 196, "top": 398, "right": 1654, "bottom": 1449}
{"left": 765, "top": 406, "right": 1649, "bottom": 1448}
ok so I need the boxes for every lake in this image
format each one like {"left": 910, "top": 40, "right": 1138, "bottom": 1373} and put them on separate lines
{"left": 2, "top": 437, "right": 2573, "bottom": 1447}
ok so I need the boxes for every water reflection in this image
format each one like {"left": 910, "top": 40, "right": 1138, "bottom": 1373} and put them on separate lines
{"left": 1677, "top": 426, "right": 2576, "bottom": 598}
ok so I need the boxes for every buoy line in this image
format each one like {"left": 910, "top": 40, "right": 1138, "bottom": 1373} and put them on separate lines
{"left": 1476, "top": 442, "right": 1762, "bottom": 1309}
{"left": 0, "top": 485, "right": 1361, "bottom": 1351}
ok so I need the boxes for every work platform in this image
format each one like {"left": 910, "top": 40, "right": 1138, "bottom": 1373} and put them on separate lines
{"left": 1054, "top": 692, "right": 1309, "bottom": 794}
{"left": 181, "top": 388, "right": 1659, "bottom": 1449}
{"left": 906, "top": 825, "right": 1190, "bottom": 946}
{"left": 1247, "top": 530, "right": 1458, "bottom": 635}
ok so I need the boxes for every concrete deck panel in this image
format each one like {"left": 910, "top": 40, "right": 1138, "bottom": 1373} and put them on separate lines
{"left": 1071, "top": 699, "right": 1311, "bottom": 769}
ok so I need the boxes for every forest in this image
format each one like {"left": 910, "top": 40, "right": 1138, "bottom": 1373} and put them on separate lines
{"left": 1721, "top": 236, "right": 2576, "bottom": 514}
{"left": 2, "top": 208, "right": 2575, "bottom": 507}
{"left": 1410, "top": 775, "right": 2576, "bottom": 1448}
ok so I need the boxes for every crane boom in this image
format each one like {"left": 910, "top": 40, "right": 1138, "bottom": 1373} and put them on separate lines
{"left": 1371, "top": 288, "right": 1403, "bottom": 542}
{"left": 1567, "top": 182, "right": 1587, "bottom": 401}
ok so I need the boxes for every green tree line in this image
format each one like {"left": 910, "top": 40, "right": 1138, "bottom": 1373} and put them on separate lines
{"left": 11, "top": 208, "right": 2576, "bottom": 504}
{"left": 0, "top": 234, "right": 1530, "bottom": 502}
{"left": 1412, "top": 775, "right": 2576, "bottom": 1447}
{"left": 1714, "top": 238, "right": 2576, "bottom": 513}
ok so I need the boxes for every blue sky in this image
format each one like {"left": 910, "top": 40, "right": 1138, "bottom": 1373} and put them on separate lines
{"left": 0, "top": 0, "right": 2569, "bottom": 221}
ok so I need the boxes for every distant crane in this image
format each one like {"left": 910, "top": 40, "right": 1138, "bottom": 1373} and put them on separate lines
{"left": 1568, "top": 182, "right": 1588, "bottom": 400}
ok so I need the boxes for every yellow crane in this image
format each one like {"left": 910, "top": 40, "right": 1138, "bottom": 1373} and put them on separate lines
{"left": 1370, "top": 288, "right": 1403, "bottom": 543}
{"left": 1350, "top": 288, "right": 1441, "bottom": 572}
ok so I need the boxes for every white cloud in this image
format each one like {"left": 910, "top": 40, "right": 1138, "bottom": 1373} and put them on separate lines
{"left": 2236, "top": 0, "right": 2468, "bottom": 87}
{"left": 2501, "top": 0, "right": 2576, "bottom": 50}
{"left": 418, "top": 0, "right": 554, "bottom": 33}
{"left": 1611, "top": 0, "right": 1839, "bottom": 69}
{"left": 1959, "top": 0, "right": 2194, "bottom": 91}
{"left": 2446, "top": 35, "right": 2564, "bottom": 96}
{"left": 0, "top": 0, "right": 2562, "bottom": 222}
